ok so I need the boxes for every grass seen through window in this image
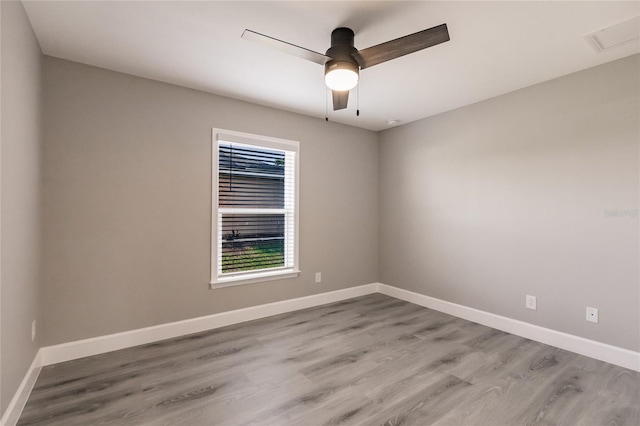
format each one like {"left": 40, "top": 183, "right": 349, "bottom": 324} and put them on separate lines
{"left": 221, "top": 239, "right": 285, "bottom": 273}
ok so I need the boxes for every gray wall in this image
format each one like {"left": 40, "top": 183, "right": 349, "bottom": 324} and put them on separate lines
{"left": 41, "top": 57, "right": 379, "bottom": 346}
{"left": 0, "top": 0, "right": 43, "bottom": 415}
{"left": 379, "top": 55, "right": 639, "bottom": 351}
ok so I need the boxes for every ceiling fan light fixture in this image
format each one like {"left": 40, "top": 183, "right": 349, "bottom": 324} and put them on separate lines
{"left": 324, "top": 61, "right": 359, "bottom": 91}
{"left": 243, "top": 23, "right": 450, "bottom": 110}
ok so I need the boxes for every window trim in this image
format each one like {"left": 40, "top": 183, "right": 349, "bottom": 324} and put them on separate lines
{"left": 210, "top": 128, "right": 300, "bottom": 289}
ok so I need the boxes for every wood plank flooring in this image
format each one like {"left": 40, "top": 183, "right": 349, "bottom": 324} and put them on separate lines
{"left": 17, "top": 294, "right": 640, "bottom": 425}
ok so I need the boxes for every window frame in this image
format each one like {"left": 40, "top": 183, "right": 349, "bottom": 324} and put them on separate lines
{"left": 210, "top": 128, "right": 300, "bottom": 289}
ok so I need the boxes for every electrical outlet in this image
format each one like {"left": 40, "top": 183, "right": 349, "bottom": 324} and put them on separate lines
{"left": 526, "top": 295, "right": 537, "bottom": 310}
{"left": 31, "top": 320, "right": 36, "bottom": 342}
{"left": 586, "top": 307, "right": 599, "bottom": 323}
{"left": 315, "top": 272, "right": 321, "bottom": 283}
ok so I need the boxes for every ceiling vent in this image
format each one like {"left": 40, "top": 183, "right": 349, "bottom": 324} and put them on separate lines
{"left": 586, "top": 16, "right": 640, "bottom": 52}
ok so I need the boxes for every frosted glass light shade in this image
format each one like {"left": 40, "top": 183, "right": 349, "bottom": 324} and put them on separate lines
{"left": 325, "top": 68, "right": 359, "bottom": 91}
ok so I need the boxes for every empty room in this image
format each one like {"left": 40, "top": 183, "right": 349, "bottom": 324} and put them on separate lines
{"left": 1, "top": 1, "right": 639, "bottom": 425}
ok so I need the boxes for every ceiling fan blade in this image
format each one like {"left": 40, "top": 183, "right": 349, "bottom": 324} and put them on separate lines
{"left": 332, "top": 90, "right": 349, "bottom": 110}
{"left": 352, "top": 23, "right": 449, "bottom": 69}
{"left": 242, "top": 29, "right": 331, "bottom": 66}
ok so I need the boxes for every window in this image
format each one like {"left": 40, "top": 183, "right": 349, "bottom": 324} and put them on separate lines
{"left": 210, "top": 129, "right": 300, "bottom": 288}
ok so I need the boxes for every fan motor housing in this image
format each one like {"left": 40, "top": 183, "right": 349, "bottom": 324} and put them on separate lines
{"left": 325, "top": 27, "right": 360, "bottom": 79}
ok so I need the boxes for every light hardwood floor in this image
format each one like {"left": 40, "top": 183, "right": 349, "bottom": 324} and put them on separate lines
{"left": 17, "top": 294, "right": 640, "bottom": 425}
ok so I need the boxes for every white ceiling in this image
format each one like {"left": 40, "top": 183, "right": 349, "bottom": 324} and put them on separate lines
{"left": 23, "top": 1, "right": 640, "bottom": 131}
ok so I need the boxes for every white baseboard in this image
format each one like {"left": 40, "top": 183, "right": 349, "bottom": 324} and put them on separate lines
{"left": 39, "top": 283, "right": 379, "bottom": 366}
{"left": 1, "top": 350, "right": 43, "bottom": 426}
{"left": 378, "top": 283, "right": 640, "bottom": 372}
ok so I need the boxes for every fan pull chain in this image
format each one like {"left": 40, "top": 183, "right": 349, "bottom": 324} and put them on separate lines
{"left": 325, "top": 88, "right": 329, "bottom": 122}
{"left": 356, "top": 77, "right": 360, "bottom": 117}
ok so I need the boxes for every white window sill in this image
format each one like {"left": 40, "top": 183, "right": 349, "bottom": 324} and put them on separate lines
{"left": 210, "top": 269, "right": 301, "bottom": 289}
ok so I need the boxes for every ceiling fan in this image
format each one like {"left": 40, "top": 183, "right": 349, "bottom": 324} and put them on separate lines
{"left": 242, "top": 23, "right": 450, "bottom": 111}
